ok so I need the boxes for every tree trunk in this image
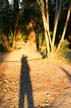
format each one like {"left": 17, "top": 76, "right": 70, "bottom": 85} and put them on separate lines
{"left": 51, "top": 8, "right": 61, "bottom": 52}
{"left": 56, "top": 6, "right": 71, "bottom": 52}
{"left": 52, "top": 0, "right": 62, "bottom": 53}
{"left": 39, "top": 0, "right": 51, "bottom": 54}
{"left": 12, "top": 0, "right": 19, "bottom": 48}
{"left": 27, "top": 19, "right": 37, "bottom": 50}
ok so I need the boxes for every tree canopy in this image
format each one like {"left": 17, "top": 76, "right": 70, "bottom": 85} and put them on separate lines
{"left": 0, "top": 0, "right": 71, "bottom": 58}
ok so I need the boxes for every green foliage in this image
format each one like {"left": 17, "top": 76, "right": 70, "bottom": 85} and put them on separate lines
{"left": 0, "top": 0, "right": 70, "bottom": 53}
{"left": 0, "top": 43, "right": 4, "bottom": 51}
{"left": 60, "top": 39, "right": 71, "bottom": 64}
{"left": 60, "top": 40, "right": 70, "bottom": 54}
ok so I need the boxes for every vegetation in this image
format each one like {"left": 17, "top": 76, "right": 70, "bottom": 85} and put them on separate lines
{"left": 37, "top": 0, "right": 71, "bottom": 57}
{"left": 0, "top": 0, "right": 71, "bottom": 59}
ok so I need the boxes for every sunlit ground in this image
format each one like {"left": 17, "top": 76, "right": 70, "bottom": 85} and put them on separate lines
{"left": 0, "top": 48, "right": 71, "bottom": 108}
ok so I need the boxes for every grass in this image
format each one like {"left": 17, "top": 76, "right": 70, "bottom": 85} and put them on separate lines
{"left": 59, "top": 40, "right": 71, "bottom": 64}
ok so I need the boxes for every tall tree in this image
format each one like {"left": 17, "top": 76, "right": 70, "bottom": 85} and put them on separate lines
{"left": 37, "top": 0, "right": 71, "bottom": 57}
{"left": 12, "top": 0, "right": 20, "bottom": 48}
{"left": 0, "top": 0, "right": 12, "bottom": 51}
{"left": 22, "top": 0, "right": 37, "bottom": 49}
{"left": 13, "top": 0, "right": 19, "bottom": 14}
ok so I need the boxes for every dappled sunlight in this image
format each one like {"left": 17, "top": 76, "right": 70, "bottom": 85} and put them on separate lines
{"left": 0, "top": 52, "right": 10, "bottom": 101}
{"left": 0, "top": 0, "right": 71, "bottom": 108}
{"left": 0, "top": 69, "right": 5, "bottom": 107}
{"left": 0, "top": 55, "right": 71, "bottom": 107}
{"left": 0, "top": 48, "right": 42, "bottom": 62}
{"left": 0, "top": 61, "right": 8, "bottom": 107}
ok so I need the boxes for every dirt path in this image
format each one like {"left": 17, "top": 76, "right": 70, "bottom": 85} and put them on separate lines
{"left": 0, "top": 49, "right": 71, "bottom": 108}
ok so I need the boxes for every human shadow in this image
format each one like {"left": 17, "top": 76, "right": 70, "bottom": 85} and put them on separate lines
{"left": 19, "top": 55, "right": 34, "bottom": 108}
{"left": 60, "top": 67, "right": 71, "bottom": 83}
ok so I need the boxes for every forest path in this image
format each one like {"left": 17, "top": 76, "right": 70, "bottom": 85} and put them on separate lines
{"left": 0, "top": 48, "right": 71, "bottom": 108}
{"left": 0, "top": 46, "right": 42, "bottom": 62}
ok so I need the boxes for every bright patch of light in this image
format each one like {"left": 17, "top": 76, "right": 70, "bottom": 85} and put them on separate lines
{"left": 20, "top": 0, "right": 22, "bottom": 2}
{"left": 8, "top": 0, "right": 13, "bottom": 4}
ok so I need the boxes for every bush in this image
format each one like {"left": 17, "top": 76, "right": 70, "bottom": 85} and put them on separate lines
{"left": 60, "top": 39, "right": 70, "bottom": 54}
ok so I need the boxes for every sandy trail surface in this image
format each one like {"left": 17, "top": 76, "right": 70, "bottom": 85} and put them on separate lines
{"left": 0, "top": 48, "right": 71, "bottom": 108}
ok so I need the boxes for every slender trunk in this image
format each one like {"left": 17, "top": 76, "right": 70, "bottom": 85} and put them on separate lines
{"left": 45, "top": 0, "right": 52, "bottom": 48}
{"left": 51, "top": 8, "right": 60, "bottom": 52}
{"left": 46, "top": 0, "right": 49, "bottom": 30}
{"left": 52, "top": 0, "right": 62, "bottom": 53}
{"left": 44, "top": 31, "right": 50, "bottom": 54}
{"left": 56, "top": 6, "right": 71, "bottom": 52}
{"left": 55, "top": 0, "right": 58, "bottom": 20}
{"left": 42, "top": 13, "right": 50, "bottom": 54}
{"left": 27, "top": 19, "right": 36, "bottom": 49}
{"left": 39, "top": 0, "right": 50, "bottom": 54}
{"left": 12, "top": 13, "right": 20, "bottom": 48}
{"left": 12, "top": 0, "right": 19, "bottom": 48}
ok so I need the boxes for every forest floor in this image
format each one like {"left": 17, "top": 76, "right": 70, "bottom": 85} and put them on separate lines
{"left": 0, "top": 45, "right": 71, "bottom": 108}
